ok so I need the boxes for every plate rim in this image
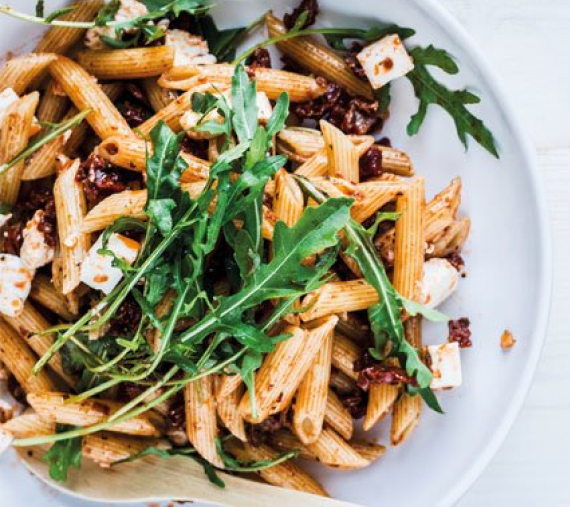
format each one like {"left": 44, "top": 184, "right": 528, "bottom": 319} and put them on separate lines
{"left": 410, "top": 1, "right": 553, "bottom": 506}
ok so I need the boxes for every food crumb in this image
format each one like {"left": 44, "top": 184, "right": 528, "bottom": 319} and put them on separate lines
{"left": 500, "top": 330, "right": 516, "bottom": 349}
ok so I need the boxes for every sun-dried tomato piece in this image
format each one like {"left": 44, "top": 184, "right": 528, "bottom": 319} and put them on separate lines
{"left": 248, "top": 48, "right": 272, "bottom": 71}
{"left": 344, "top": 42, "right": 367, "bottom": 79}
{"left": 76, "top": 154, "right": 131, "bottom": 206}
{"left": 448, "top": 318, "right": 472, "bottom": 348}
{"left": 284, "top": 0, "right": 320, "bottom": 30}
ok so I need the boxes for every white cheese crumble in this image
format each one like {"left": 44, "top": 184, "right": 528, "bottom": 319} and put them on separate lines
{"left": 165, "top": 30, "right": 216, "bottom": 67}
{"left": 20, "top": 210, "right": 55, "bottom": 270}
{"left": 419, "top": 258, "right": 459, "bottom": 309}
{"left": 356, "top": 34, "right": 414, "bottom": 89}
{"left": 80, "top": 233, "right": 140, "bottom": 294}
{"left": 426, "top": 342, "right": 462, "bottom": 390}
{"left": 0, "top": 254, "right": 34, "bottom": 318}
{"left": 0, "top": 88, "right": 40, "bottom": 135}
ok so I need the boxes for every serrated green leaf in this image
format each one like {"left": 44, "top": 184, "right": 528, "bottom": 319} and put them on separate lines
{"left": 43, "top": 425, "right": 83, "bottom": 482}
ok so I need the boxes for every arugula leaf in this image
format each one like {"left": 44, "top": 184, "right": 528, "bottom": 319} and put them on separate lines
{"left": 95, "top": 0, "right": 120, "bottom": 26}
{"left": 231, "top": 64, "right": 258, "bottom": 144}
{"left": 406, "top": 46, "right": 499, "bottom": 158}
{"left": 0, "top": 109, "right": 90, "bottom": 178}
{"left": 266, "top": 92, "right": 290, "bottom": 137}
{"left": 215, "top": 438, "right": 299, "bottom": 472}
{"left": 408, "top": 385, "right": 444, "bottom": 414}
{"left": 399, "top": 296, "right": 450, "bottom": 323}
{"left": 42, "top": 425, "right": 83, "bottom": 482}
{"left": 325, "top": 23, "right": 416, "bottom": 50}
{"left": 45, "top": 6, "right": 76, "bottom": 23}
{"left": 114, "top": 445, "right": 225, "bottom": 487}
{"left": 189, "top": 14, "right": 248, "bottom": 62}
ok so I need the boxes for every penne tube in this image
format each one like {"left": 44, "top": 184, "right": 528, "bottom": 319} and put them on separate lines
{"left": 184, "top": 376, "right": 224, "bottom": 468}
{"left": 363, "top": 358, "right": 401, "bottom": 431}
{"left": 269, "top": 430, "right": 318, "bottom": 460}
{"left": 82, "top": 432, "right": 158, "bottom": 468}
{"left": 216, "top": 374, "right": 243, "bottom": 399}
{"left": 240, "top": 317, "right": 338, "bottom": 423}
{"left": 374, "top": 145, "right": 414, "bottom": 177}
{"left": 30, "top": 273, "right": 76, "bottom": 321}
{"left": 21, "top": 130, "right": 65, "bottom": 181}
{"left": 142, "top": 78, "right": 177, "bottom": 113}
{"left": 294, "top": 148, "right": 328, "bottom": 178}
{"left": 329, "top": 368, "right": 357, "bottom": 394}
{"left": 27, "top": 392, "right": 164, "bottom": 437}
{"left": 1, "top": 412, "right": 55, "bottom": 439}
{"left": 266, "top": 13, "right": 373, "bottom": 99}
{"left": 321, "top": 120, "right": 360, "bottom": 184}
{"left": 0, "top": 92, "right": 40, "bottom": 204}
{"left": 49, "top": 56, "right": 132, "bottom": 139}
{"left": 225, "top": 440, "right": 328, "bottom": 496}
{"left": 429, "top": 217, "right": 471, "bottom": 258}
{"left": 300, "top": 280, "right": 378, "bottom": 322}
{"left": 0, "top": 53, "right": 57, "bottom": 95}
{"left": 82, "top": 189, "right": 147, "bottom": 234}
{"left": 349, "top": 440, "right": 386, "bottom": 464}
{"left": 34, "top": 0, "right": 105, "bottom": 54}
{"left": 77, "top": 46, "right": 175, "bottom": 80}
{"left": 277, "top": 127, "right": 323, "bottom": 163}
{"left": 98, "top": 135, "right": 210, "bottom": 180}
{"left": 3, "top": 301, "right": 74, "bottom": 386}
{"left": 273, "top": 168, "right": 304, "bottom": 227}
{"left": 306, "top": 426, "right": 369, "bottom": 469}
{"left": 324, "top": 389, "right": 353, "bottom": 441}
{"left": 36, "top": 79, "right": 69, "bottom": 124}
{"left": 215, "top": 378, "right": 247, "bottom": 442}
{"left": 293, "top": 321, "right": 334, "bottom": 444}
{"left": 0, "top": 323, "right": 55, "bottom": 394}
{"left": 54, "top": 158, "right": 90, "bottom": 294}
{"left": 351, "top": 181, "right": 407, "bottom": 223}
{"left": 331, "top": 334, "right": 363, "bottom": 381}
{"left": 159, "top": 64, "right": 327, "bottom": 102}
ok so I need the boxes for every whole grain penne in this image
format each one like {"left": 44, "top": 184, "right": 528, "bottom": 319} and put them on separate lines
{"left": 324, "top": 389, "right": 353, "bottom": 441}
{"left": 0, "top": 92, "right": 40, "bottom": 204}
{"left": 2, "top": 301, "right": 73, "bottom": 386}
{"left": 30, "top": 273, "right": 76, "bottom": 321}
{"left": 329, "top": 368, "right": 357, "bottom": 394}
{"left": 142, "top": 78, "right": 177, "bottom": 113}
{"left": 82, "top": 189, "right": 147, "bottom": 234}
{"left": 266, "top": 13, "right": 373, "bottom": 99}
{"left": 27, "top": 392, "right": 164, "bottom": 437}
{"left": 349, "top": 440, "right": 386, "bottom": 464}
{"left": 0, "top": 54, "right": 57, "bottom": 95}
{"left": 159, "top": 64, "right": 327, "bottom": 102}
{"left": 321, "top": 120, "right": 360, "bottom": 184}
{"left": 306, "top": 426, "right": 369, "bottom": 469}
{"left": 273, "top": 168, "right": 304, "bottom": 227}
{"left": 375, "top": 145, "right": 414, "bottom": 176}
{"left": 294, "top": 148, "right": 328, "bottom": 178}
{"left": 300, "top": 280, "right": 378, "bottom": 322}
{"left": 240, "top": 317, "right": 338, "bottom": 423}
{"left": 293, "top": 321, "right": 334, "bottom": 444}
{"left": 429, "top": 217, "right": 471, "bottom": 258}
{"left": 268, "top": 430, "right": 318, "bottom": 461}
{"left": 36, "top": 80, "right": 69, "bottom": 124}
{"left": 0, "top": 323, "right": 55, "bottom": 394}
{"left": 83, "top": 432, "right": 158, "bottom": 468}
{"left": 49, "top": 56, "right": 132, "bottom": 139}
{"left": 351, "top": 181, "right": 407, "bottom": 224}
{"left": 34, "top": 0, "right": 105, "bottom": 54}
{"left": 184, "top": 376, "right": 224, "bottom": 468}
{"left": 54, "top": 158, "right": 90, "bottom": 294}
{"left": 1, "top": 412, "right": 55, "bottom": 439}
{"left": 77, "top": 46, "right": 175, "bottom": 80}
{"left": 216, "top": 374, "right": 243, "bottom": 399}
{"left": 331, "top": 334, "right": 363, "bottom": 381}
{"left": 225, "top": 440, "right": 328, "bottom": 496}
{"left": 363, "top": 358, "right": 401, "bottom": 431}
{"left": 215, "top": 378, "right": 247, "bottom": 442}
{"left": 277, "top": 128, "right": 323, "bottom": 163}
{"left": 98, "top": 135, "right": 210, "bottom": 180}
{"left": 21, "top": 131, "right": 66, "bottom": 181}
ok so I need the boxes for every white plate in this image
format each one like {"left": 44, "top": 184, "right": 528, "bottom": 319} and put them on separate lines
{"left": 0, "top": 1, "right": 552, "bottom": 506}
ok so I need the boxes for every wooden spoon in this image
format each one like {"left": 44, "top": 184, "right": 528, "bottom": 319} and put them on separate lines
{"left": 18, "top": 448, "right": 364, "bottom": 507}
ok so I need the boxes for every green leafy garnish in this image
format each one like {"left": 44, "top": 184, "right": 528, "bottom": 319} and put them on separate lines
{"left": 406, "top": 46, "right": 499, "bottom": 158}
{"left": 0, "top": 109, "right": 90, "bottom": 178}
{"left": 42, "top": 425, "right": 83, "bottom": 482}
{"left": 399, "top": 296, "right": 450, "bottom": 323}
{"left": 324, "top": 24, "right": 416, "bottom": 50}
{"left": 215, "top": 438, "right": 299, "bottom": 472}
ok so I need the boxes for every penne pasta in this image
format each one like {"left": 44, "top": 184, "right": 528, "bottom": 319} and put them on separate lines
{"left": 159, "top": 64, "right": 328, "bottom": 102}
{"left": 27, "top": 392, "right": 164, "bottom": 437}
{"left": 215, "top": 378, "right": 247, "bottom": 442}
{"left": 83, "top": 432, "right": 158, "bottom": 468}
{"left": 273, "top": 168, "right": 304, "bottom": 227}
{"left": 49, "top": 56, "right": 132, "bottom": 139}
{"left": 363, "top": 358, "right": 401, "bottom": 431}
{"left": 142, "top": 78, "right": 177, "bottom": 113}
{"left": 321, "top": 120, "right": 360, "bottom": 183}
{"left": 324, "top": 389, "right": 353, "bottom": 441}
{"left": 82, "top": 189, "right": 147, "bottom": 234}
{"left": 350, "top": 180, "right": 407, "bottom": 223}
{"left": 0, "top": 54, "right": 57, "bottom": 95}
{"left": 34, "top": 0, "right": 105, "bottom": 54}
{"left": 293, "top": 320, "right": 334, "bottom": 444}
{"left": 266, "top": 13, "right": 373, "bottom": 99}
{"left": 349, "top": 440, "right": 386, "bottom": 464}
{"left": 429, "top": 217, "right": 471, "bottom": 258}
{"left": 277, "top": 127, "right": 324, "bottom": 163}
{"left": 331, "top": 334, "right": 363, "bottom": 382}
{"left": 30, "top": 273, "right": 76, "bottom": 321}
{"left": 0, "top": 92, "right": 40, "bottom": 204}
{"left": 306, "top": 426, "right": 369, "bottom": 469}
{"left": 225, "top": 440, "right": 328, "bottom": 496}
{"left": 77, "top": 46, "right": 175, "bottom": 80}
{"left": 54, "top": 158, "right": 90, "bottom": 294}
{"left": 216, "top": 374, "right": 243, "bottom": 399}
{"left": 329, "top": 368, "right": 357, "bottom": 394}
{"left": 0, "top": 323, "right": 55, "bottom": 394}
{"left": 1, "top": 412, "right": 55, "bottom": 439}
{"left": 184, "top": 376, "right": 224, "bottom": 468}
{"left": 36, "top": 79, "right": 69, "bottom": 124}
{"left": 240, "top": 317, "right": 338, "bottom": 423}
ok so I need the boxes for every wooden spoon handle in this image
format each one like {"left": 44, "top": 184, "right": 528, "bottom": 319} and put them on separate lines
{"left": 20, "top": 451, "right": 363, "bottom": 507}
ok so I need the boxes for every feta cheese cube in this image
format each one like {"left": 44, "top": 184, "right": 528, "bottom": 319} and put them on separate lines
{"left": 80, "top": 233, "right": 140, "bottom": 294}
{"left": 426, "top": 342, "right": 462, "bottom": 390}
{"left": 85, "top": 0, "right": 148, "bottom": 50}
{"left": 0, "top": 254, "right": 34, "bottom": 318}
{"left": 20, "top": 210, "right": 55, "bottom": 270}
{"left": 419, "top": 258, "right": 459, "bottom": 309}
{"left": 357, "top": 34, "right": 414, "bottom": 89}
{"left": 0, "top": 88, "right": 41, "bottom": 135}
{"left": 165, "top": 30, "right": 217, "bottom": 67}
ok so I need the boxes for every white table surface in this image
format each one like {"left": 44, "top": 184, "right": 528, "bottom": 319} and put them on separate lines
{"left": 440, "top": 1, "right": 570, "bottom": 506}
{"left": 0, "top": 1, "right": 568, "bottom": 506}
